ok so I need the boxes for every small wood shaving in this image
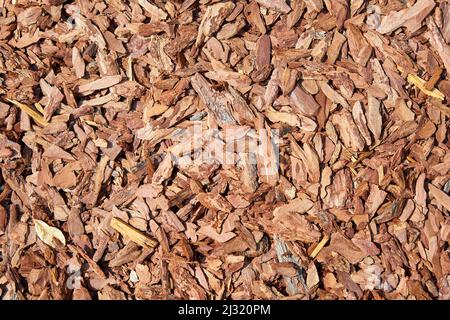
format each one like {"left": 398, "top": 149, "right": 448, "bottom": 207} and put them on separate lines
{"left": 110, "top": 217, "right": 158, "bottom": 249}
{"left": 310, "top": 235, "right": 330, "bottom": 259}
{"left": 407, "top": 74, "right": 445, "bottom": 100}
{"left": 5, "top": 99, "right": 48, "bottom": 127}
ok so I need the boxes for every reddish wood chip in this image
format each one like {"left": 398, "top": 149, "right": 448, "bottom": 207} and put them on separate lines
{"left": 0, "top": 0, "right": 448, "bottom": 301}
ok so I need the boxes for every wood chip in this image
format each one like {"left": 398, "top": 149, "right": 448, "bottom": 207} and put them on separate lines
{"left": 407, "top": 74, "right": 445, "bottom": 100}
{"left": 5, "top": 99, "right": 48, "bottom": 127}
{"left": 110, "top": 217, "right": 158, "bottom": 249}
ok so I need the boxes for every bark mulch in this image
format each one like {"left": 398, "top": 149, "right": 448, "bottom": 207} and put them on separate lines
{"left": 0, "top": 0, "right": 449, "bottom": 300}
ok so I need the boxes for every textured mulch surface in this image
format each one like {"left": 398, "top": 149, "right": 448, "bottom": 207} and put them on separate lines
{"left": 0, "top": 0, "right": 449, "bottom": 300}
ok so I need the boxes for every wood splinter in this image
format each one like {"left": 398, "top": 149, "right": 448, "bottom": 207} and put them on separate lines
{"left": 407, "top": 74, "right": 445, "bottom": 100}
{"left": 309, "top": 235, "right": 330, "bottom": 259}
{"left": 110, "top": 217, "right": 158, "bottom": 249}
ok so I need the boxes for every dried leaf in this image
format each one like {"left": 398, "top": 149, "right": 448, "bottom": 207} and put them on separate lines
{"left": 34, "top": 219, "right": 66, "bottom": 249}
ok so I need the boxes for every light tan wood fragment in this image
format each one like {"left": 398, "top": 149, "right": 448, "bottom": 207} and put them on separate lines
{"left": 110, "top": 217, "right": 158, "bottom": 248}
